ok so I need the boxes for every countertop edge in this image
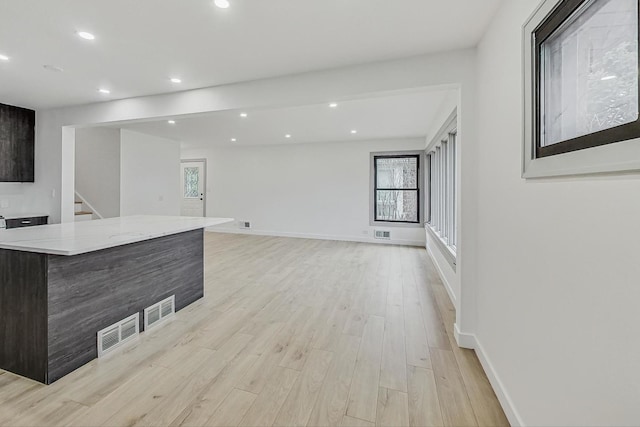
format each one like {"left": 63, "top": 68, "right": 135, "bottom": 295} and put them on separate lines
{"left": 0, "top": 217, "right": 233, "bottom": 256}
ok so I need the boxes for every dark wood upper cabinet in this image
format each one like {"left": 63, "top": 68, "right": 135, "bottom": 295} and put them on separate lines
{"left": 0, "top": 102, "right": 35, "bottom": 182}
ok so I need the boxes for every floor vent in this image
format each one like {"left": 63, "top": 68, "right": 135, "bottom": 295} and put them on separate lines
{"left": 374, "top": 230, "right": 391, "bottom": 240}
{"left": 97, "top": 313, "right": 140, "bottom": 357}
{"left": 144, "top": 295, "right": 175, "bottom": 330}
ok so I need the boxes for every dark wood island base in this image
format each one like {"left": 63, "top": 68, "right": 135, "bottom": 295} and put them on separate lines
{"left": 0, "top": 229, "right": 204, "bottom": 384}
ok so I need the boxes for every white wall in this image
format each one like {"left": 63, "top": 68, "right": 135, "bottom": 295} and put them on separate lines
{"left": 120, "top": 129, "right": 181, "bottom": 216}
{"left": 0, "top": 183, "right": 31, "bottom": 217}
{"left": 183, "top": 138, "right": 426, "bottom": 246}
{"left": 474, "top": 0, "right": 640, "bottom": 425}
{"left": 74, "top": 128, "right": 180, "bottom": 217}
{"left": 74, "top": 127, "right": 121, "bottom": 218}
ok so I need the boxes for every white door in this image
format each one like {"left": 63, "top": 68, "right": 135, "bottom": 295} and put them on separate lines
{"left": 180, "top": 160, "right": 206, "bottom": 217}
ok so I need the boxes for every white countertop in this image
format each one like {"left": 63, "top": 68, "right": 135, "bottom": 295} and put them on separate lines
{"left": 0, "top": 215, "right": 233, "bottom": 256}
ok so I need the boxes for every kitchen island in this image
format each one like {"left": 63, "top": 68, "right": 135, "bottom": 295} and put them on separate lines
{"left": 0, "top": 215, "right": 232, "bottom": 384}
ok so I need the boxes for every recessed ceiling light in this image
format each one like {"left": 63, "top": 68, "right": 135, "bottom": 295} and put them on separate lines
{"left": 170, "top": 77, "right": 182, "bottom": 83}
{"left": 168, "top": 120, "right": 176, "bottom": 124}
{"left": 77, "top": 31, "right": 95, "bottom": 40}
{"left": 329, "top": 103, "right": 338, "bottom": 108}
{"left": 285, "top": 134, "right": 292, "bottom": 138}
{"left": 231, "top": 138, "right": 237, "bottom": 142}
{"left": 214, "top": 0, "right": 230, "bottom": 8}
{"left": 98, "top": 88, "right": 110, "bottom": 94}
{"left": 351, "top": 130, "right": 358, "bottom": 134}
{"left": 43, "top": 64, "right": 64, "bottom": 72}
{"left": 0, "top": 54, "right": 9, "bottom": 61}
{"left": 601, "top": 75, "right": 617, "bottom": 81}
{"left": 240, "top": 112, "right": 248, "bottom": 118}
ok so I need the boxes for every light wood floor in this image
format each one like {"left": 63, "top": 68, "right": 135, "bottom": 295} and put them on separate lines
{"left": 0, "top": 233, "right": 508, "bottom": 427}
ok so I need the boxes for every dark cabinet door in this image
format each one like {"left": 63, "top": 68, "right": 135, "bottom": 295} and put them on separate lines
{"left": 5, "top": 216, "right": 48, "bottom": 229}
{"left": 0, "top": 103, "right": 35, "bottom": 182}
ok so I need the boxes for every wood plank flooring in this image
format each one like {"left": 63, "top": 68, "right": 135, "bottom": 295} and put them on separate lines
{"left": 0, "top": 233, "right": 509, "bottom": 427}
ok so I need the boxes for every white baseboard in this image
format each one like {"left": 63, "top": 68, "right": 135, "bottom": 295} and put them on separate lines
{"left": 454, "top": 323, "right": 476, "bottom": 349}
{"left": 206, "top": 227, "right": 425, "bottom": 247}
{"left": 426, "top": 244, "right": 458, "bottom": 307}
{"left": 452, "top": 327, "right": 525, "bottom": 427}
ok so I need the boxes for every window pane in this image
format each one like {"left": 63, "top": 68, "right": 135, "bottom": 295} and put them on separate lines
{"left": 431, "top": 152, "right": 436, "bottom": 226}
{"left": 376, "top": 157, "right": 418, "bottom": 189}
{"left": 451, "top": 134, "right": 457, "bottom": 247}
{"left": 541, "top": 0, "right": 638, "bottom": 146}
{"left": 376, "top": 190, "right": 418, "bottom": 222}
{"left": 441, "top": 141, "right": 448, "bottom": 239}
{"left": 426, "top": 153, "right": 431, "bottom": 223}
{"left": 184, "top": 167, "right": 199, "bottom": 198}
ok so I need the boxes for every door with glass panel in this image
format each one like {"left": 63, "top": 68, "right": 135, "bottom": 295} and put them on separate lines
{"left": 180, "top": 160, "right": 206, "bottom": 217}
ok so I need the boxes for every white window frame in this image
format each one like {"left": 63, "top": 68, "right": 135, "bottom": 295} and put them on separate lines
{"left": 523, "top": 0, "right": 640, "bottom": 178}
{"left": 426, "top": 109, "right": 457, "bottom": 264}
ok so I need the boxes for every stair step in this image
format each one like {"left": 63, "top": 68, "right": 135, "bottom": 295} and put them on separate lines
{"left": 75, "top": 211, "right": 93, "bottom": 215}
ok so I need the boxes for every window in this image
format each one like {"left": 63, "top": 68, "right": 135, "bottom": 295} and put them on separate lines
{"left": 372, "top": 154, "right": 421, "bottom": 224}
{"left": 427, "top": 114, "right": 457, "bottom": 255}
{"left": 183, "top": 167, "right": 200, "bottom": 198}
{"left": 534, "top": 0, "right": 640, "bottom": 157}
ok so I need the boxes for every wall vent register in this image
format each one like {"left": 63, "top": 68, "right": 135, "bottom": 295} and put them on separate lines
{"left": 144, "top": 295, "right": 175, "bottom": 330}
{"left": 374, "top": 230, "right": 391, "bottom": 240}
{"left": 97, "top": 313, "right": 140, "bottom": 357}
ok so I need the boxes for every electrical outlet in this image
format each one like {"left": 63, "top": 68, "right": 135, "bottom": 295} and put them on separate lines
{"left": 362, "top": 230, "right": 369, "bottom": 235}
{"left": 239, "top": 221, "right": 251, "bottom": 229}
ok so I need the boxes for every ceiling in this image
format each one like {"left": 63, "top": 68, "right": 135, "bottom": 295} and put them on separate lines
{"left": 115, "top": 89, "right": 455, "bottom": 148}
{"left": 0, "top": 0, "right": 500, "bottom": 109}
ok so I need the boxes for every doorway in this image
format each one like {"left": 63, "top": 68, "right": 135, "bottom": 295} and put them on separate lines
{"left": 180, "top": 159, "right": 206, "bottom": 217}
